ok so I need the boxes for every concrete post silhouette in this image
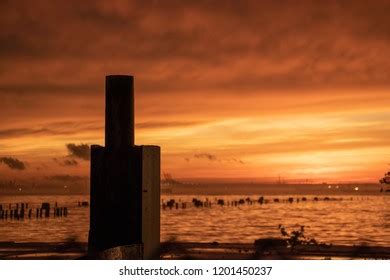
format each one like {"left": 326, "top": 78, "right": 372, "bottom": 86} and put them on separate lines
{"left": 89, "top": 75, "right": 160, "bottom": 259}
{"left": 105, "top": 76, "right": 134, "bottom": 148}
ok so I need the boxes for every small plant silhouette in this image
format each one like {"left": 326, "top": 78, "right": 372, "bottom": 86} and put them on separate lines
{"left": 278, "top": 224, "right": 319, "bottom": 251}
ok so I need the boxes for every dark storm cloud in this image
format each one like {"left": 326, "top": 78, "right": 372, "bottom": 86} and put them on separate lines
{"left": 0, "top": 157, "right": 26, "bottom": 170}
{"left": 1, "top": 0, "right": 390, "bottom": 96}
{"left": 66, "top": 143, "right": 90, "bottom": 160}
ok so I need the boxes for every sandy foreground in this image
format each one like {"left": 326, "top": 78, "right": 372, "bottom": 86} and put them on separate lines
{"left": 0, "top": 239, "right": 389, "bottom": 260}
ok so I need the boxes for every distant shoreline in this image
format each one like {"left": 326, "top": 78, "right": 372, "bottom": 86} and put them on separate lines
{"left": 0, "top": 182, "right": 385, "bottom": 196}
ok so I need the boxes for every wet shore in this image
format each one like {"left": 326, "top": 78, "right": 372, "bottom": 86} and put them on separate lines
{"left": 1, "top": 240, "right": 389, "bottom": 260}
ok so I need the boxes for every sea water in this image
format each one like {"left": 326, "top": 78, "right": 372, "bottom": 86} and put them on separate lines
{"left": 0, "top": 187, "right": 389, "bottom": 247}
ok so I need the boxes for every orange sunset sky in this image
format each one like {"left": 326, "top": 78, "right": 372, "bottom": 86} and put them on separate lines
{"left": 1, "top": 0, "right": 390, "bottom": 186}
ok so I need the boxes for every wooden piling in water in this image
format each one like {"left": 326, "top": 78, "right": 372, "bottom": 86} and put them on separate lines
{"left": 258, "top": 197, "right": 264, "bottom": 204}
{"left": 41, "top": 203, "right": 50, "bottom": 217}
{"left": 0, "top": 203, "right": 71, "bottom": 220}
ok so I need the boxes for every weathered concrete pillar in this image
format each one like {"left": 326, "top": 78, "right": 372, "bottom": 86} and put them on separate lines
{"left": 89, "top": 75, "right": 160, "bottom": 259}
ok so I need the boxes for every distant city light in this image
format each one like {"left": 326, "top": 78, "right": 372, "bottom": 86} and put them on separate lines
{"left": 328, "top": 185, "right": 332, "bottom": 189}
{"left": 354, "top": 187, "right": 359, "bottom": 191}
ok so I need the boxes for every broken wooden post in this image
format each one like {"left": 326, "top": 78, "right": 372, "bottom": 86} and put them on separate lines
{"left": 41, "top": 203, "right": 50, "bottom": 217}
{"left": 89, "top": 75, "right": 160, "bottom": 259}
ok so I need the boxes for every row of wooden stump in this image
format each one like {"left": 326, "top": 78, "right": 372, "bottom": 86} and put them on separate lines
{"left": 0, "top": 202, "right": 68, "bottom": 220}
{"left": 1, "top": 196, "right": 342, "bottom": 217}
{"left": 161, "top": 196, "right": 341, "bottom": 210}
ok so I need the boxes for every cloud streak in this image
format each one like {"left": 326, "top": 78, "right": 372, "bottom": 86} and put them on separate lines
{"left": 46, "top": 174, "right": 87, "bottom": 182}
{"left": 53, "top": 157, "right": 78, "bottom": 166}
{"left": 194, "top": 153, "right": 217, "bottom": 161}
{"left": 193, "top": 153, "right": 244, "bottom": 164}
{"left": 0, "top": 121, "right": 103, "bottom": 139}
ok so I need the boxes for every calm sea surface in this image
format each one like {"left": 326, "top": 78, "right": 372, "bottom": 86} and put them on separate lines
{"left": 0, "top": 192, "right": 389, "bottom": 247}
